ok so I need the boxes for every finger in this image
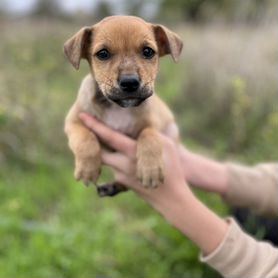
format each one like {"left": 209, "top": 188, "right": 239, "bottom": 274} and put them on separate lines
{"left": 101, "top": 151, "right": 135, "bottom": 174}
{"left": 79, "top": 113, "right": 136, "bottom": 156}
{"left": 114, "top": 171, "right": 148, "bottom": 195}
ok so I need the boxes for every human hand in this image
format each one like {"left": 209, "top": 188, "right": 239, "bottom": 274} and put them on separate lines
{"left": 79, "top": 112, "right": 228, "bottom": 255}
{"left": 79, "top": 112, "right": 193, "bottom": 213}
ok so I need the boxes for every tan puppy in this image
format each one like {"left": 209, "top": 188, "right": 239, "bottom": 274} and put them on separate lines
{"left": 64, "top": 16, "right": 183, "bottom": 197}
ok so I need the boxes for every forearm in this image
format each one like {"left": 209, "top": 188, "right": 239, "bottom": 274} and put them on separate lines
{"left": 179, "top": 145, "right": 228, "bottom": 194}
{"left": 153, "top": 183, "right": 278, "bottom": 278}
{"left": 153, "top": 184, "right": 228, "bottom": 255}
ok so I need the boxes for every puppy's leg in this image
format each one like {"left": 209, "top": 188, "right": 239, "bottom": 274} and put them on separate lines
{"left": 136, "top": 127, "right": 164, "bottom": 188}
{"left": 97, "top": 182, "right": 128, "bottom": 197}
{"left": 65, "top": 104, "right": 101, "bottom": 186}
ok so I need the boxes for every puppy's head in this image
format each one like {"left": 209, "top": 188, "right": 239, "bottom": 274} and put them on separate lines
{"left": 64, "top": 16, "right": 183, "bottom": 108}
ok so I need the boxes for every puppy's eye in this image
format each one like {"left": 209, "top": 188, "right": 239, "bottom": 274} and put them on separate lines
{"left": 142, "top": 47, "right": 155, "bottom": 59}
{"left": 96, "top": 49, "right": 111, "bottom": 60}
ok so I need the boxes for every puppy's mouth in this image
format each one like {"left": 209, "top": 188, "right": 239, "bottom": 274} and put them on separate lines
{"left": 111, "top": 97, "right": 146, "bottom": 108}
{"left": 106, "top": 88, "right": 153, "bottom": 108}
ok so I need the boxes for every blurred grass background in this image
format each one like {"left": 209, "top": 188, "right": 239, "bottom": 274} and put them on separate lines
{"left": 0, "top": 0, "right": 277, "bottom": 277}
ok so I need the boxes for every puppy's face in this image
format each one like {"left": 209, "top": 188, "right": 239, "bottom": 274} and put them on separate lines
{"left": 64, "top": 16, "right": 183, "bottom": 108}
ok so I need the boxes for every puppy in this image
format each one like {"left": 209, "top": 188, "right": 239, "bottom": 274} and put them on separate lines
{"left": 64, "top": 16, "right": 183, "bottom": 197}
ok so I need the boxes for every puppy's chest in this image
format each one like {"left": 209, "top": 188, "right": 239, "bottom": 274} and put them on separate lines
{"left": 101, "top": 106, "right": 139, "bottom": 137}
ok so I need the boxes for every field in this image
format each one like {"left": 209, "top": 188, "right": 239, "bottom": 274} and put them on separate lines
{"left": 0, "top": 19, "right": 277, "bottom": 277}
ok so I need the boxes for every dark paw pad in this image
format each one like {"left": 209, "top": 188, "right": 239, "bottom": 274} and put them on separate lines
{"left": 97, "top": 184, "right": 119, "bottom": 197}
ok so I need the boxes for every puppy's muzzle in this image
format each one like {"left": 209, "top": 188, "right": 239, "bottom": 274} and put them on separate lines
{"left": 107, "top": 74, "right": 152, "bottom": 108}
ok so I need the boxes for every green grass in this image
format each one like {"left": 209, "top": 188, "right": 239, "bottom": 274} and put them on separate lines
{"left": 0, "top": 161, "right": 223, "bottom": 277}
{"left": 0, "top": 19, "right": 276, "bottom": 277}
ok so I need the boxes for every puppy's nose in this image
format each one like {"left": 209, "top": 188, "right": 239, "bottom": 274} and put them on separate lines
{"left": 119, "top": 75, "right": 140, "bottom": 93}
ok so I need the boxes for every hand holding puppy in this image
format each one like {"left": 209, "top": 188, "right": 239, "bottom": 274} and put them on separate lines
{"left": 80, "top": 112, "right": 228, "bottom": 257}
{"left": 79, "top": 113, "right": 187, "bottom": 206}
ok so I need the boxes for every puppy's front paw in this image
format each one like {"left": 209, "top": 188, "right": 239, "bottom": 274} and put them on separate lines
{"left": 74, "top": 155, "right": 101, "bottom": 186}
{"left": 136, "top": 158, "right": 164, "bottom": 189}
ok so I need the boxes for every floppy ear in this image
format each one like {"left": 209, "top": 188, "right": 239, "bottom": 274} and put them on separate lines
{"left": 152, "top": 25, "right": 183, "bottom": 62}
{"left": 63, "top": 27, "right": 92, "bottom": 70}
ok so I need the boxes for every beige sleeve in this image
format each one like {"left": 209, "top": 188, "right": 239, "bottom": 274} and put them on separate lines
{"left": 222, "top": 163, "right": 278, "bottom": 216}
{"left": 200, "top": 218, "right": 278, "bottom": 278}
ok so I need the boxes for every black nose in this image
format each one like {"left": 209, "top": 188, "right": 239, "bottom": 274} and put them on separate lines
{"left": 119, "top": 75, "right": 140, "bottom": 93}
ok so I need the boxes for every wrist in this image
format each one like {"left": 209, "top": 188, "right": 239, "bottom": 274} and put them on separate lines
{"left": 179, "top": 146, "right": 229, "bottom": 195}
{"left": 152, "top": 181, "right": 194, "bottom": 217}
{"left": 179, "top": 149, "right": 198, "bottom": 182}
{"left": 156, "top": 183, "right": 228, "bottom": 255}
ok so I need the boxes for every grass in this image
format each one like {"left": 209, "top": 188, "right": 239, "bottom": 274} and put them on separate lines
{"left": 0, "top": 18, "right": 276, "bottom": 277}
{"left": 0, "top": 161, "right": 223, "bottom": 277}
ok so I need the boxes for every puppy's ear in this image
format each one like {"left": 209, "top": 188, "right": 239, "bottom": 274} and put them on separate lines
{"left": 63, "top": 27, "right": 92, "bottom": 70}
{"left": 152, "top": 25, "right": 183, "bottom": 62}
